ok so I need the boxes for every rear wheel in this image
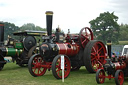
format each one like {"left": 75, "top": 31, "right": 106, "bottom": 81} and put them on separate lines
{"left": 115, "top": 70, "right": 124, "bottom": 85}
{"left": 52, "top": 55, "right": 71, "bottom": 79}
{"left": 84, "top": 40, "right": 107, "bottom": 73}
{"left": 96, "top": 69, "right": 105, "bottom": 84}
{"left": 28, "top": 54, "right": 47, "bottom": 77}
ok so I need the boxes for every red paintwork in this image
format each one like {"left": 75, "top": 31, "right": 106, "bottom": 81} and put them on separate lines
{"left": 56, "top": 42, "right": 80, "bottom": 56}
{"left": 114, "top": 62, "right": 126, "bottom": 70}
{"left": 105, "top": 75, "right": 115, "bottom": 79}
{"left": 90, "top": 41, "right": 107, "bottom": 71}
{"left": 79, "top": 27, "right": 94, "bottom": 48}
{"left": 118, "top": 71, "right": 124, "bottom": 85}
{"left": 55, "top": 56, "right": 71, "bottom": 78}
{"left": 98, "top": 70, "right": 105, "bottom": 83}
{"left": 31, "top": 55, "right": 48, "bottom": 76}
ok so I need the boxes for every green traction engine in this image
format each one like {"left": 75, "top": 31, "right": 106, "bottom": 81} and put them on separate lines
{"left": 0, "top": 22, "right": 46, "bottom": 70}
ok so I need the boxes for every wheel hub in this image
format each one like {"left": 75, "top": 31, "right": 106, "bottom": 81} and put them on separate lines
{"left": 36, "top": 63, "right": 41, "bottom": 68}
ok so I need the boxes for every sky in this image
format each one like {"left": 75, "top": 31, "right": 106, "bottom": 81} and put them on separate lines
{"left": 0, "top": 0, "right": 128, "bottom": 33}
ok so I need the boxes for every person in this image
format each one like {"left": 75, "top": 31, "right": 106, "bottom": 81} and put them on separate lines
{"left": 112, "top": 52, "right": 117, "bottom": 62}
{"left": 54, "top": 26, "right": 65, "bottom": 42}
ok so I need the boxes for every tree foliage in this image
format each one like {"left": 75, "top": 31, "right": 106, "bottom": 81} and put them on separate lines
{"left": 20, "top": 23, "right": 46, "bottom": 31}
{"left": 4, "top": 22, "right": 19, "bottom": 40}
{"left": 89, "top": 12, "right": 120, "bottom": 44}
{"left": 1, "top": 22, "right": 46, "bottom": 40}
{"left": 119, "top": 24, "right": 128, "bottom": 41}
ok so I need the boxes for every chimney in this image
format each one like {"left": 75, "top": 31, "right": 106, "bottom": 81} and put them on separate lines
{"left": 107, "top": 40, "right": 112, "bottom": 58}
{"left": 45, "top": 11, "right": 53, "bottom": 36}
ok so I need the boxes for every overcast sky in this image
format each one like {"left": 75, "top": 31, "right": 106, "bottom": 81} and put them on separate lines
{"left": 0, "top": 0, "right": 128, "bottom": 33}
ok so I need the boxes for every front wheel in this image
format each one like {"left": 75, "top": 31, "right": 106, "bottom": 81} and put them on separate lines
{"left": 52, "top": 55, "right": 71, "bottom": 79}
{"left": 28, "top": 54, "right": 47, "bottom": 77}
{"left": 96, "top": 69, "right": 105, "bottom": 84}
{"left": 115, "top": 70, "right": 124, "bottom": 85}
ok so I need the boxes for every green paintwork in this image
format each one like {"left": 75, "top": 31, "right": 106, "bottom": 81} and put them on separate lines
{"left": 6, "top": 48, "right": 23, "bottom": 56}
{"left": 14, "top": 42, "right": 23, "bottom": 49}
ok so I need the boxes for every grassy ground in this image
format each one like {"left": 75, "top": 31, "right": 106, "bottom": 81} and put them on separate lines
{"left": 0, "top": 62, "right": 128, "bottom": 85}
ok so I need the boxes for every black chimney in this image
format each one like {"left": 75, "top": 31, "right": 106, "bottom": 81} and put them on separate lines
{"left": 0, "top": 22, "right": 4, "bottom": 46}
{"left": 107, "top": 40, "right": 112, "bottom": 58}
{"left": 45, "top": 11, "right": 53, "bottom": 36}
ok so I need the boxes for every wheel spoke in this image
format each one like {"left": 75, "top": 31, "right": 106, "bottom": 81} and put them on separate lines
{"left": 39, "top": 68, "right": 42, "bottom": 73}
{"left": 92, "top": 47, "right": 97, "bottom": 53}
{"left": 56, "top": 69, "right": 60, "bottom": 72}
{"left": 40, "top": 58, "right": 43, "bottom": 63}
{"left": 81, "top": 34, "right": 88, "bottom": 39}
{"left": 32, "top": 63, "right": 36, "bottom": 65}
{"left": 32, "top": 67, "right": 37, "bottom": 73}
{"left": 91, "top": 57, "right": 96, "bottom": 62}
{"left": 34, "top": 58, "right": 38, "bottom": 63}
{"left": 98, "top": 47, "right": 103, "bottom": 53}
{"left": 37, "top": 68, "right": 40, "bottom": 74}
{"left": 91, "top": 53, "right": 95, "bottom": 56}
{"left": 82, "top": 39, "right": 87, "bottom": 44}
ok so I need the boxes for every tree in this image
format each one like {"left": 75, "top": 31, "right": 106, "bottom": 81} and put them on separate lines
{"left": 89, "top": 12, "right": 120, "bottom": 44}
{"left": 20, "top": 23, "right": 46, "bottom": 31}
{"left": 4, "top": 22, "right": 19, "bottom": 40}
{"left": 119, "top": 24, "right": 128, "bottom": 41}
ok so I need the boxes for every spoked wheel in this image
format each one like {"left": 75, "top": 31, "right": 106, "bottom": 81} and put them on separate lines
{"left": 79, "top": 27, "right": 93, "bottom": 49}
{"left": 52, "top": 55, "right": 71, "bottom": 79}
{"left": 96, "top": 69, "right": 105, "bottom": 84}
{"left": 84, "top": 40, "right": 107, "bottom": 73}
{"left": 115, "top": 70, "right": 124, "bottom": 85}
{"left": 28, "top": 54, "right": 47, "bottom": 77}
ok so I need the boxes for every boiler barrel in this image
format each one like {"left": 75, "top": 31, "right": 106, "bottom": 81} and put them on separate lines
{"left": 0, "top": 22, "right": 4, "bottom": 46}
{"left": 114, "top": 62, "right": 126, "bottom": 70}
{"left": 56, "top": 43, "right": 80, "bottom": 56}
{"left": 0, "top": 47, "right": 23, "bottom": 57}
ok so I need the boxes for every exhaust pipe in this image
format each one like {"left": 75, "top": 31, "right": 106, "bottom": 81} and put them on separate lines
{"left": 107, "top": 40, "right": 112, "bottom": 58}
{"left": 0, "top": 22, "right": 4, "bottom": 46}
{"left": 45, "top": 11, "right": 53, "bottom": 36}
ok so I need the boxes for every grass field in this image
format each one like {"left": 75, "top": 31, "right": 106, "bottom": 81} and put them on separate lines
{"left": 0, "top": 62, "right": 128, "bottom": 85}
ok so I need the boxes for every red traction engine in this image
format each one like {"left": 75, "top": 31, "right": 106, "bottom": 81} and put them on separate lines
{"left": 28, "top": 11, "right": 107, "bottom": 79}
{"left": 96, "top": 41, "right": 128, "bottom": 85}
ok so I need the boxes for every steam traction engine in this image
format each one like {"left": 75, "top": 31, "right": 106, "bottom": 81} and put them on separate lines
{"left": 28, "top": 11, "right": 107, "bottom": 79}
{"left": 96, "top": 41, "right": 128, "bottom": 85}
{"left": 0, "top": 22, "right": 46, "bottom": 70}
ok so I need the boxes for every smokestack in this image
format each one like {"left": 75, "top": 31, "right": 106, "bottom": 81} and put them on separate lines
{"left": 0, "top": 22, "right": 4, "bottom": 46}
{"left": 107, "top": 40, "right": 112, "bottom": 58}
{"left": 45, "top": 11, "right": 53, "bottom": 36}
